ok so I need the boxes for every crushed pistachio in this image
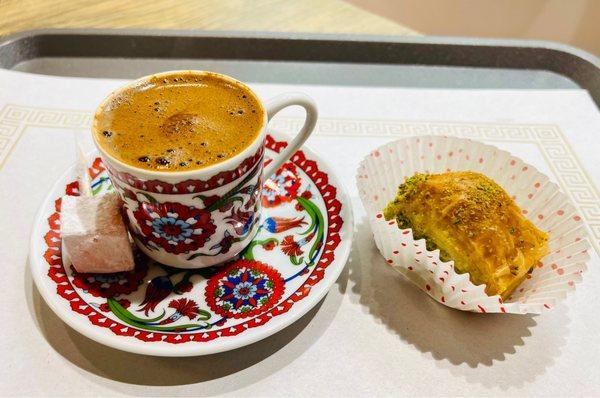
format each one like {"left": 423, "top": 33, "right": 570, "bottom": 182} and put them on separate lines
{"left": 425, "top": 239, "right": 439, "bottom": 252}
{"left": 395, "top": 173, "right": 429, "bottom": 201}
{"left": 395, "top": 213, "right": 412, "bottom": 229}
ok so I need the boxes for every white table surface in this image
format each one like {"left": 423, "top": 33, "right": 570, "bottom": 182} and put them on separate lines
{"left": 1, "top": 70, "right": 599, "bottom": 397}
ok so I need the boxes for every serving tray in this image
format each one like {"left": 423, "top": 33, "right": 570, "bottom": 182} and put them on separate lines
{"left": 0, "top": 29, "right": 599, "bottom": 106}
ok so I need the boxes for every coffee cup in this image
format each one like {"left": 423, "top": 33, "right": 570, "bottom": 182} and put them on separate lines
{"left": 92, "top": 70, "right": 317, "bottom": 268}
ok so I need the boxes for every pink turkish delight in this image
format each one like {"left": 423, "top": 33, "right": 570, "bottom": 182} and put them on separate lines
{"left": 61, "top": 192, "right": 135, "bottom": 273}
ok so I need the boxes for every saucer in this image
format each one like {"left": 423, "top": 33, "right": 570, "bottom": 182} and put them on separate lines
{"left": 29, "top": 131, "right": 353, "bottom": 356}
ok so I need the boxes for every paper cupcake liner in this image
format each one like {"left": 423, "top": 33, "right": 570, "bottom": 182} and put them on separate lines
{"left": 357, "top": 135, "right": 590, "bottom": 314}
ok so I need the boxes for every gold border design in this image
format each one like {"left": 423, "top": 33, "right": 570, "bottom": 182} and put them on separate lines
{"left": 1, "top": 104, "right": 598, "bottom": 252}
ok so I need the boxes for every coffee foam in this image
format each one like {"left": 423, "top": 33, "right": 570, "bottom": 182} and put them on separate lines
{"left": 94, "top": 72, "right": 264, "bottom": 172}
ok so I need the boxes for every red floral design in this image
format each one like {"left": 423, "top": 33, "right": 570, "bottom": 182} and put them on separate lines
{"left": 105, "top": 146, "right": 264, "bottom": 195}
{"left": 210, "top": 231, "right": 235, "bottom": 254}
{"left": 65, "top": 181, "right": 80, "bottom": 196}
{"left": 54, "top": 198, "right": 62, "bottom": 212}
{"left": 295, "top": 190, "right": 313, "bottom": 211}
{"left": 263, "top": 216, "right": 307, "bottom": 233}
{"left": 205, "top": 260, "right": 285, "bottom": 319}
{"left": 99, "top": 298, "right": 131, "bottom": 312}
{"left": 168, "top": 298, "right": 200, "bottom": 319}
{"left": 139, "top": 275, "right": 173, "bottom": 315}
{"left": 263, "top": 241, "right": 276, "bottom": 251}
{"left": 226, "top": 207, "right": 256, "bottom": 236}
{"left": 199, "top": 195, "right": 220, "bottom": 209}
{"left": 71, "top": 259, "right": 148, "bottom": 299}
{"left": 120, "top": 186, "right": 139, "bottom": 201}
{"left": 262, "top": 163, "right": 301, "bottom": 207}
{"left": 44, "top": 134, "right": 345, "bottom": 346}
{"left": 134, "top": 202, "right": 216, "bottom": 254}
{"left": 145, "top": 180, "right": 176, "bottom": 194}
{"left": 175, "top": 280, "right": 193, "bottom": 294}
{"left": 245, "top": 177, "right": 262, "bottom": 210}
{"left": 281, "top": 235, "right": 303, "bottom": 256}
{"left": 89, "top": 157, "right": 106, "bottom": 180}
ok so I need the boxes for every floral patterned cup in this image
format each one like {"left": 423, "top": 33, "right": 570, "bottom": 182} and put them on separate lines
{"left": 92, "top": 70, "right": 318, "bottom": 268}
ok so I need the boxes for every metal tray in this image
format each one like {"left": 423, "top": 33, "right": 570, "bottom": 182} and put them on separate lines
{"left": 0, "top": 29, "right": 599, "bottom": 107}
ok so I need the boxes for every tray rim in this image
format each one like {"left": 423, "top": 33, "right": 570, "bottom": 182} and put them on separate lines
{"left": 0, "top": 28, "right": 598, "bottom": 69}
{"left": 0, "top": 28, "right": 598, "bottom": 61}
{"left": 0, "top": 28, "right": 599, "bottom": 106}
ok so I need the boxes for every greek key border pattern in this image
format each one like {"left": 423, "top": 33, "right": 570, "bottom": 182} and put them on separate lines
{"left": 1, "top": 104, "right": 598, "bottom": 251}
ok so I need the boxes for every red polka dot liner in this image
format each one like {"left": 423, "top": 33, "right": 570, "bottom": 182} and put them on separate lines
{"left": 357, "top": 136, "right": 590, "bottom": 314}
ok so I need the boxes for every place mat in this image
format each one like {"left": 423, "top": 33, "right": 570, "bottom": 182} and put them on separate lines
{"left": 2, "top": 68, "right": 600, "bottom": 396}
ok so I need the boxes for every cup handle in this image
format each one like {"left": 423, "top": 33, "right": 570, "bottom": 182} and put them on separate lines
{"left": 263, "top": 93, "right": 318, "bottom": 178}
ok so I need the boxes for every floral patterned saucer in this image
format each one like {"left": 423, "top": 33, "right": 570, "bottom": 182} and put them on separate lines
{"left": 29, "top": 132, "right": 353, "bottom": 356}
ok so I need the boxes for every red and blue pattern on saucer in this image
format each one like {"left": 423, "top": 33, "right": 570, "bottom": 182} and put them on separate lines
{"left": 31, "top": 131, "right": 353, "bottom": 356}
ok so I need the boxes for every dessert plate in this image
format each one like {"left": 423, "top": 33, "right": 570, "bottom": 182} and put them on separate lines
{"left": 29, "top": 131, "right": 353, "bottom": 356}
